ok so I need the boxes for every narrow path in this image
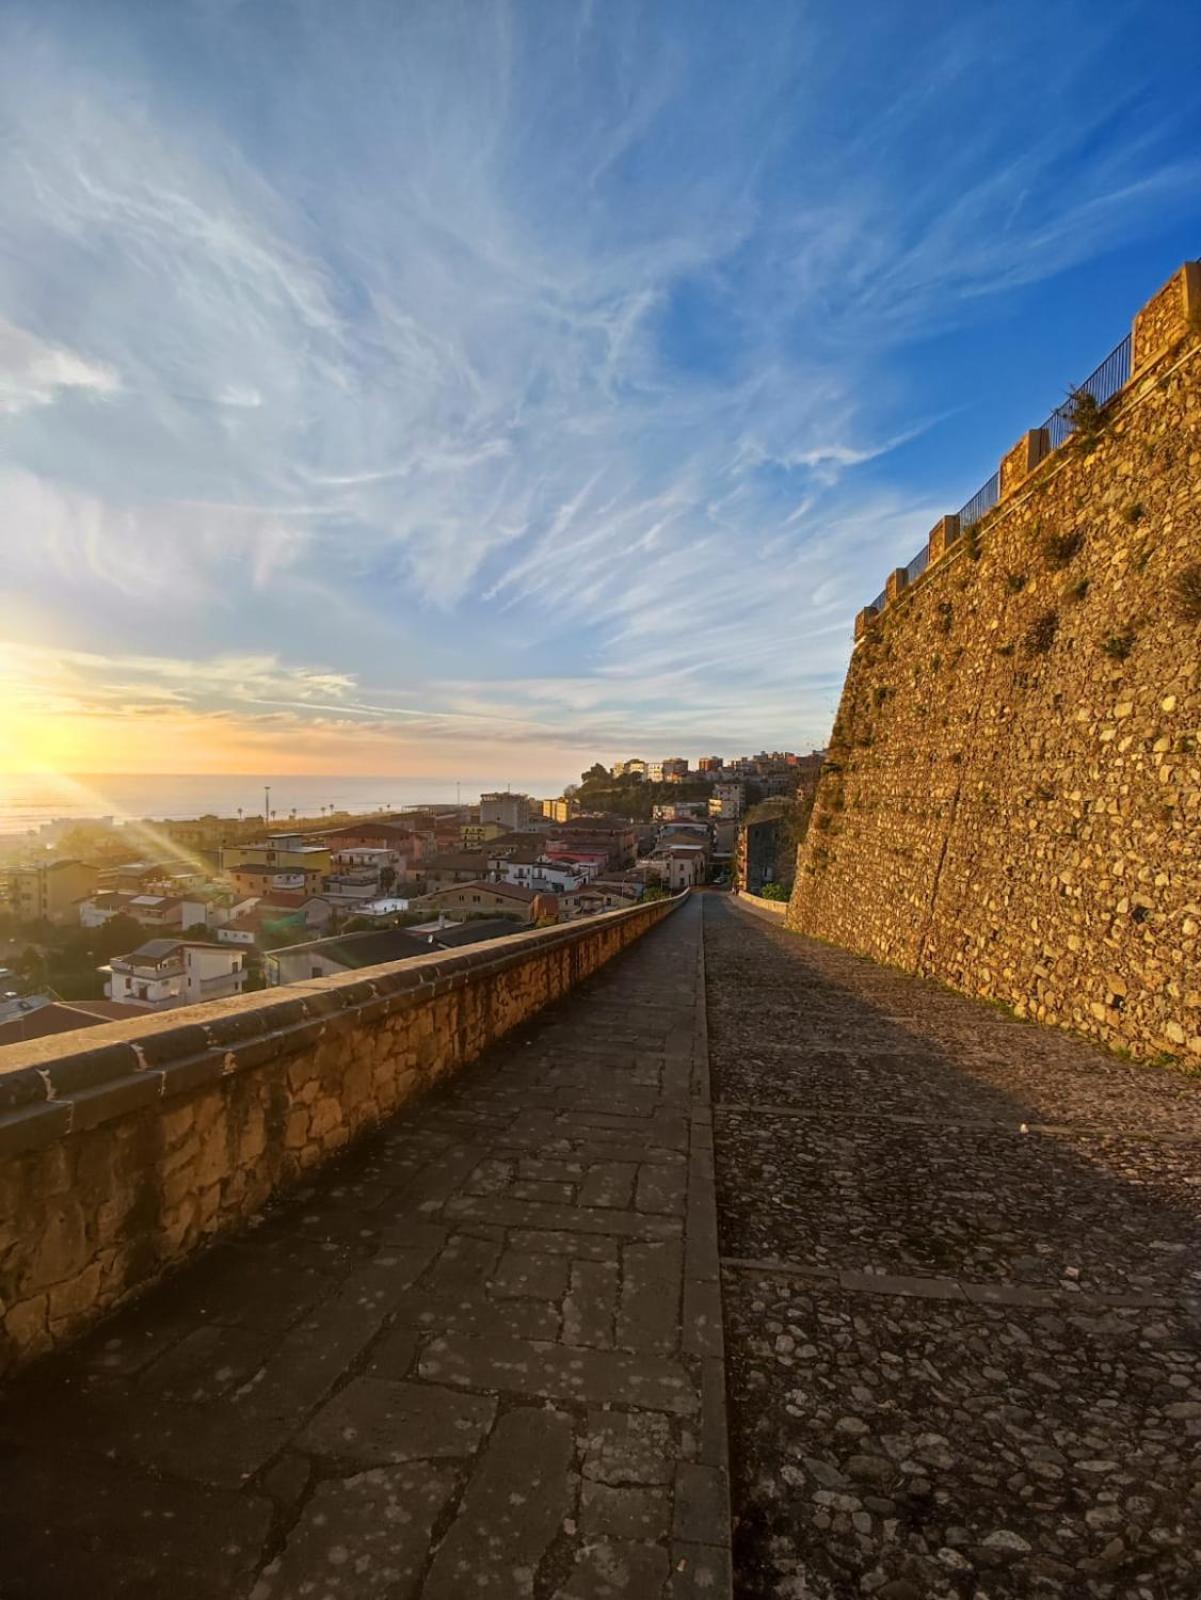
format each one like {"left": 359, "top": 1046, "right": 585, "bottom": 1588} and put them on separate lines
{"left": 0, "top": 898, "right": 730, "bottom": 1600}
{"left": 707, "top": 894, "right": 1201, "bottom": 1600}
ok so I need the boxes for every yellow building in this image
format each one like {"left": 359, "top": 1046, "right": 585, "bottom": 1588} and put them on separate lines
{"left": 8, "top": 859, "right": 100, "bottom": 925}
{"left": 460, "top": 821, "right": 513, "bottom": 850}
{"left": 415, "top": 880, "right": 554, "bottom": 923}
{"left": 540, "top": 797, "right": 580, "bottom": 824}
{"left": 219, "top": 837, "right": 332, "bottom": 877}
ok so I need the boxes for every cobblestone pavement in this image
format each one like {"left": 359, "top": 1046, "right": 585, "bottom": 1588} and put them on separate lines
{"left": 709, "top": 895, "right": 1201, "bottom": 1600}
{"left": 0, "top": 897, "right": 731, "bottom": 1600}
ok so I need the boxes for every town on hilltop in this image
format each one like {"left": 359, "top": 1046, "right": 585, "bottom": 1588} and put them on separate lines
{"left": 0, "top": 750, "right": 823, "bottom": 1046}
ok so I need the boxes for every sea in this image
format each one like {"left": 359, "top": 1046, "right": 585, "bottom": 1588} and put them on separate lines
{"left": 0, "top": 774, "right": 566, "bottom": 837}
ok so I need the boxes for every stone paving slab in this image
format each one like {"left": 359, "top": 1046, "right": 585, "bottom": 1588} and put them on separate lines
{"left": 709, "top": 894, "right": 1201, "bottom": 1600}
{"left": 0, "top": 897, "right": 730, "bottom": 1599}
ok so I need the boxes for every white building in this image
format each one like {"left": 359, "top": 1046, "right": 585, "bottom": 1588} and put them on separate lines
{"left": 496, "top": 858, "right": 584, "bottom": 894}
{"left": 330, "top": 845, "right": 406, "bottom": 878}
{"left": 709, "top": 782, "right": 746, "bottom": 820}
{"left": 322, "top": 870, "right": 382, "bottom": 909}
{"left": 77, "top": 891, "right": 214, "bottom": 930}
{"left": 655, "top": 846, "right": 707, "bottom": 891}
{"left": 102, "top": 939, "right": 246, "bottom": 1010}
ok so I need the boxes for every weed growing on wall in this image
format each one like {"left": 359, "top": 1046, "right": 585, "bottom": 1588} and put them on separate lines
{"left": 1171, "top": 563, "right": 1201, "bottom": 621}
{"left": 1024, "top": 611, "right": 1059, "bottom": 654}
{"left": 1101, "top": 629, "right": 1137, "bottom": 660}
{"left": 1068, "top": 388, "right": 1102, "bottom": 452}
{"left": 1044, "top": 529, "right": 1084, "bottom": 567}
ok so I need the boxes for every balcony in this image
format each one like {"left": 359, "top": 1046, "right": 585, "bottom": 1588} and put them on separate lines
{"left": 198, "top": 972, "right": 244, "bottom": 992}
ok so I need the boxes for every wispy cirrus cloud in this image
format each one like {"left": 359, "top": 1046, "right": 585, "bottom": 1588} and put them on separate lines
{"left": 0, "top": 317, "right": 119, "bottom": 416}
{"left": 0, "top": 0, "right": 1198, "bottom": 779}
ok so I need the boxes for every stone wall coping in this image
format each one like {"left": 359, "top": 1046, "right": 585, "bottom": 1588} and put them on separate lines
{"left": 0, "top": 895, "right": 685, "bottom": 1154}
{"left": 733, "top": 891, "right": 788, "bottom": 918}
{"left": 857, "top": 327, "right": 1201, "bottom": 639}
{"left": 860, "top": 262, "right": 1199, "bottom": 635}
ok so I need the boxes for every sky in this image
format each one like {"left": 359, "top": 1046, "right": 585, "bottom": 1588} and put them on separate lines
{"left": 1, "top": 0, "right": 1199, "bottom": 789}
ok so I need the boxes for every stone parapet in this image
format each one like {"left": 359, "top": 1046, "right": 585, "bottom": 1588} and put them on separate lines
{"left": 999, "top": 427, "right": 1050, "bottom": 500}
{"left": 884, "top": 567, "right": 908, "bottom": 605}
{"left": 927, "top": 514, "right": 961, "bottom": 565}
{"left": 0, "top": 896, "right": 682, "bottom": 1374}
{"left": 1133, "top": 262, "right": 1201, "bottom": 374}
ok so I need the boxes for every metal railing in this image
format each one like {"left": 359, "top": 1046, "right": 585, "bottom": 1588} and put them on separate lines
{"left": 864, "top": 330, "right": 1133, "bottom": 616}
{"left": 905, "top": 545, "right": 929, "bottom": 585}
{"left": 958, "top": 470, "right": 999, "bottom": 530}
{"left": 1043, "top": 332, "right": 1131, "bottom": 450}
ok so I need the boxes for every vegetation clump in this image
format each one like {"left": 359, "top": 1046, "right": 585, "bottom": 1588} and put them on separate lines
{"left": 1101, "top": 629, "right": 1137, "bottom": 661}
{"left": 1043, "top": 529, "right": 1084, "bottom": 568}
{"left": 1171, "top": 563, "right": 1201, "bottom": 622}
{"left": 1024, "top": 610, "right": 1059, "bottom": 655}
{"left": 1068, "top": 388, "right": 1103, "bottom": 452}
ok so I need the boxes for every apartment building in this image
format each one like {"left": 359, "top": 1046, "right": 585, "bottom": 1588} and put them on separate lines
{"left": 8, "top": 860, "right": 100, "bottom": 925}
{"left": 414, "top": 880, "right": 557, "bottom": 923}
{"left": 102, "top": 940, "right": 246, "bottom": 1010}
{"left": 480, "top": 792, "right": 531, "bottom": 831}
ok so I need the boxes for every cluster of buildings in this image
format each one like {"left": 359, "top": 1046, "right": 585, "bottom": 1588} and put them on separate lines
{"left": 603, "top": 751, "right": 819, "bottom": 818}
{"left": 0, "top": 757, "right": 821, "bottom": 1040}
{"left": 0, "top": 800, "right": 664, "bottom": 1029}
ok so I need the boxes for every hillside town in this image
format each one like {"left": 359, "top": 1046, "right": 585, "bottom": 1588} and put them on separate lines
{"left": 0, "top": 750, "right": 822, "bottom": 1044}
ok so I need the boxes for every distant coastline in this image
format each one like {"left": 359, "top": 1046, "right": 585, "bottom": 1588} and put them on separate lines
{"left": 0, "top": 773, "right": 566, "bottom": 837}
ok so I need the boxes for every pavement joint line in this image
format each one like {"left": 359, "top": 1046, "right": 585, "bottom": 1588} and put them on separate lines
{"left": 688, "top": 898, "right": 733, "bottom": 1597}
{"left": 718, "top": 1256, "right": 1180, "bottom": 1311}
{"left": 712, "top": 1102, "right": 1201, "bottom": 1141}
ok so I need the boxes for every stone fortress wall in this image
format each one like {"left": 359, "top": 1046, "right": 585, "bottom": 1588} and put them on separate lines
{"left": 788, "top": 263, "right": 1201, "bottom": 1062}
{"left": 0, "top": 895, "right": 681, "bottom": 1375}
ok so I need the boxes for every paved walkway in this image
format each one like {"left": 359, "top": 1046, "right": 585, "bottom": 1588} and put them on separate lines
{"left": 5, "top": 893, "right": 1201, "bottom": 1599}
{"left": 0, "top": 897, "right": 728, "bottom": 1600}
{"left": 709, "top": 895, "right": 1201, "bottom": 1600}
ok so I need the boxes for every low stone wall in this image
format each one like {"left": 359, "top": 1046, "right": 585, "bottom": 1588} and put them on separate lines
{"left": 733, "top": 891, "right": 788, "bottom": 918}
{"left": 0, "top": 896, "right": 682, "bottom": 1376}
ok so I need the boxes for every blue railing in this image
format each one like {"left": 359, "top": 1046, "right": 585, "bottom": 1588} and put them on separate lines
{"left": 864, "top": 330, "right": 1133, "bottom": 618}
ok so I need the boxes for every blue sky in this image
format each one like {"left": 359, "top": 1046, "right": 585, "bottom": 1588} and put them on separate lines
{"left": 1, "top": 0, "right": 1198, "bottom": 784}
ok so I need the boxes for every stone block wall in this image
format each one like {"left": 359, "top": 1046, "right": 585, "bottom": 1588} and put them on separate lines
{"left": 0, "top": 897, "right": 680, "bottom": 1374}
{"left": 1133, "top": 263, "right": 1200, "bottom": 373}
{"left": 788, "top": 267, "right": 1201, "bottom": 1062}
